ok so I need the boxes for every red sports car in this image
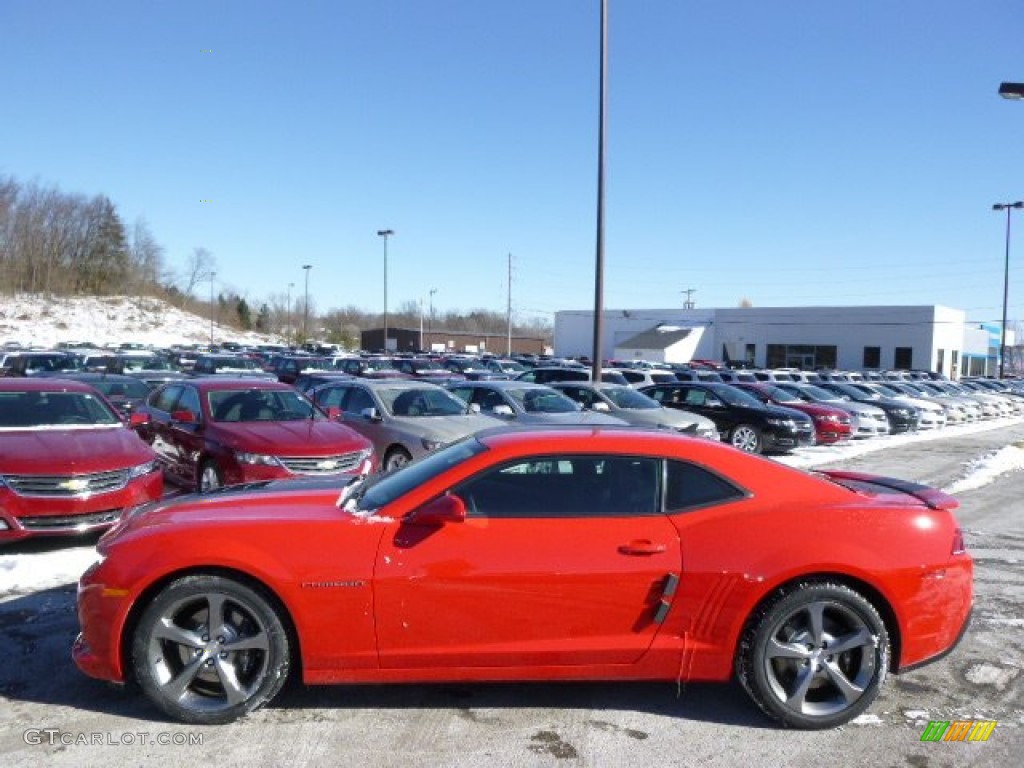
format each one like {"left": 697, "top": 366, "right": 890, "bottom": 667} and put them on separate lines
{"left": 0, "top": 378, "right": 162, "bottom": 543}
{"left": 74, "top": 426, "right": 972, "bottom": 729}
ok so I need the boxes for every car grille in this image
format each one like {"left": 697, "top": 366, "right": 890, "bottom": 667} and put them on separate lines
{"left": 279, "top": 451, "right": 366, "bottom": 475}
{"left": 18, "top": 508, "right": 123, "bottom": 530}
{"left": 3, "top": 469, "right": 131, "bottom": 497}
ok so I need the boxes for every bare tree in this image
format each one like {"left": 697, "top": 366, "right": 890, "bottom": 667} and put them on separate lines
{"left": 181, "top": 247, "right": 216, "bottom": 307}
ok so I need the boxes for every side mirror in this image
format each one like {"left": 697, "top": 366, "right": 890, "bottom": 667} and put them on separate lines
{"left": 591, "top": 401, "right": 611, "bottom": 412}
{"left": 128, "top": 411, "right": 150, "bottom": 427}
{"left": 406, "top": 494, "right": 466, "bottom": 526}
{"left": 492, "top": 404, "right": 515, "bottom": 417}
{"left": 326, "top": 406, "right": 342, "bottom": 420}
{"left": 468, "top": 402, "right": 481, "bottom": 414}
{"left": 170, "top": 409, "right": 196, "bottom": 423}
{"left": 360, "top": 406, "right": 383, "bottom": 422}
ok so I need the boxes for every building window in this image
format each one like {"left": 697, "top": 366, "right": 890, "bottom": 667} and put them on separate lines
{"left": 951, "top": 350, "right": 959, "bottom": 376}
{"left": 745, "top": 343, "right": 755, "bottom": 365}
{"left": 936, "top": 349, "right": 945, "bottom": 373}
{"left": 863, "top": 347, "right": 881, "bottom": 369}
{"left": 766, "top": 344, "right": 837, "bottom": 370}
{"left": 894, "top": 347, "right": 913, "bottom": 369}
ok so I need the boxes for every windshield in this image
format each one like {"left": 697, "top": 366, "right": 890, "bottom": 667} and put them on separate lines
{"left": 601, "top": 386, "right": 659, "bottom": 410}
{"left": 506, "top": 387, "right": 578, "bottom": 413}
{"left": 0, "top": 390, "right": 120, "bottom": 428}
{"left": 762, "top": 385, "right": 800, "bottom": 403}
{"left": 378, "top": 387, "right": 467, "bottom": 417}
{"left": 350, "top": 437, "right": 488, "bottom": 513}
{"left": 91, "top": 378, "right": 152, "bottom": 399}
{"left": 207, "top": 388, "right": 320, "bottom": 422}
{"left": 711, "top": 385, "right": 763, "bottom": 407}
{"left": 412, "top": 361, "right": 445, "bottom": 372}
{"left": 208, "top": 357, "right": 262, "bottom": 372}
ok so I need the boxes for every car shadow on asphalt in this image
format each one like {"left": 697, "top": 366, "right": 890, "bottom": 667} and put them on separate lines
{"left": 0, "top": 585, "right": 773, "bottom": 729}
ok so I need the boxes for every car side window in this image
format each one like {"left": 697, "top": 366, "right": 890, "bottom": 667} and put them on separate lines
{"left": 665, "top": 460, "right": 746, "bottom": 511}
{"left": 474, "top": 388, "right": 507, "bottom": 412}
{"left": 447, "top": 387, "right": 471, "bottom": 404}
{"left": 455, "top": 455, "right": 661, "bottom": 519}
{"left": 315, "top": 385, "right": 347, "bottom": 410}
{"left": 344, "top": 387, "right": 375, "bottom": 415}
{"left": 177, "top": 386, "right": 202, "bottom": 419}
{"left": 684, "top": 389, "right": 707, "bottom": 407}
{"left": 150, "top": 384, "right": 184, "bottom": 413}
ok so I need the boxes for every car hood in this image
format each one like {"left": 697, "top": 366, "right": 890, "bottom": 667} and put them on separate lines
{"left": 386, "top": 413, "right": 504, "bottom": 441}
{"left": 210, "top": 420, "right": 373, "bottom": 455}
{"left": 0, "top": 426, "right": 154, "bottom": 474}
{"left": 514, "top": 411, "right": 628, "bottom": 426}
{"left": 617, "top": 407, "right": 714, "bottom": 430}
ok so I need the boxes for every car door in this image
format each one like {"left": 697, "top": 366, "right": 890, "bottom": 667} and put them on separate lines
{"left": 141, "top": 384, "right": 186, "bottom": 480}
{"left": 159, "top": 384, "right": 206, "bottom": 484}
{"left": 374, "top": 454, "right": 681, "bottom": 669}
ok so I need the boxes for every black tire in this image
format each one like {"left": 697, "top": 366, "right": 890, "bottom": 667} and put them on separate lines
{"left": 729, "top": 424, "right": 763, "bottom": 453}
{"left": 197, "top": 460, "right": 224, "bottom": 493}
{"left": 736, "top": 582, "right": 890, "bottom": 729}
{"left": 131, "top": 574, "right": 290, "bottom": 724}
{"left": 383, "top": 447, "right": 412, "bottom": 473}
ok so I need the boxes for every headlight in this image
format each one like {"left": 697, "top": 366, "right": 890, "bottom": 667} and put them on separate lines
{"left": 236, "top": 451, "right": 282, "bottom": 467}
{"left": 816, "top": 414, "right": 841, "bottom": 423}
{"left": 127, "top": 459, "right": 158, "bottom": 479}
{"left": 421, "top": 438, "right": 444, "bottom": 451}
{"left": 893, "top": 408, "right": 912, "bottom": 417}
{"left": 766, "top": 418, "right": 795, "bottom": 428}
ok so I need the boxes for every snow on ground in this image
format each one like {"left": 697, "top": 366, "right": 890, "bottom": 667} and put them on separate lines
{"left": 0, "top": 293, "right": 281, "bottom": 349}
{"left": 942, "top": 443, "right": 1024, "bottom": 494}
{"left": 0, "top": 545, "right": 101, "bottom": 599}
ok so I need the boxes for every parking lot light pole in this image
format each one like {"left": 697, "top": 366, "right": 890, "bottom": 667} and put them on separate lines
{"left": 209, "top": 271, "right": 216, "bottom": 347}
{"left": 286, "top": 282, "right": 294, "bottom": 345}
{"left": 993, "top": 202, "right": 1024, "bottom": 378}
{"left": 428, "top": 288, "right": 437, "bottom": 350}
{"left": 377, "top": 230, "right": 394, "bottom": 351}
{"left": 302, "top": 265, "right": 312, "bottom": 345}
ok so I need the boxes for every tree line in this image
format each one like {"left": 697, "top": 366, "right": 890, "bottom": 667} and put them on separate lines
{"left": 0, "top": 175, "right": 552, "bottom": 347}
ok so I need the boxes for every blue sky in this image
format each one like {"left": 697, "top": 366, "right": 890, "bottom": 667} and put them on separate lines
{"left": 3, "top": 1, "right": 1023, "bottom": 327}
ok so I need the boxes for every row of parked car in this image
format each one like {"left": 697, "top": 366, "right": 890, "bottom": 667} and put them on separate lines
{"left": 3, "top": 344, "right": 1022, "bottom": 545}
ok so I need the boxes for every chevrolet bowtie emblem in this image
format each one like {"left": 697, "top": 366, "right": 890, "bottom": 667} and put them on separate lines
{"left": 59, "top": 478, "right": 90, "bottom": 492}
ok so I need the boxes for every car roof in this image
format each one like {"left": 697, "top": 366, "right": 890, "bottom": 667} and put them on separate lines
{"left": 0, "top": 377, "right": 97, "bottom": 393}
{"left": 172, "top": 378, "right": 297, "bottom": 391}
{"left": 453, "top": 380, "right": 553, "bottom": 390}
{"left": 331, "top": 379, "right": 444, "bottom": 390}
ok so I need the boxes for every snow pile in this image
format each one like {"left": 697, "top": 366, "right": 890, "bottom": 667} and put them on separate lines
{"left": 943, "top": 444, "right": 1024, "bottom": 494}
{"left": 0, "top": 545, "right": 101, "bottom": 598}
{"left": 0, "top": 294, "right": 282, "bottom": 349}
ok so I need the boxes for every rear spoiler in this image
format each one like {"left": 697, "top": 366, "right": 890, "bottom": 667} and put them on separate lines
{"left": 819, "top": 470, "right": 959, "bottom": 511}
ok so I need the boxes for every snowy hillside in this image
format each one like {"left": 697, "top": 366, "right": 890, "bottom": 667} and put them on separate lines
{"left": 0, "top": 294, "right": 282, "bottom": 349}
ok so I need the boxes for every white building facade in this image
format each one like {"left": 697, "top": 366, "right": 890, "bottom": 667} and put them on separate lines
{"left": 555, "top": 305, "right": 997, "bottom": 378}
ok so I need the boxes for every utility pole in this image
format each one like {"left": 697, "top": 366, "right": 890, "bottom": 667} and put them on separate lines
{"left": 506, "top": 253, "right": 513, "bottom": 356}
{"left": 682, "top": 288, "right": 696, "bottom": 310}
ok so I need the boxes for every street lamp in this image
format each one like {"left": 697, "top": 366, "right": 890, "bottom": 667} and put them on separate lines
{"left": 993, "top": 202, "right": 1023, "bottom": 378}
{"left": 377, "top": 229, "right": 394, "bottom": 351}
{"left": 286, "top": 282, "right": 294, "bottom": 346}
{"left": 428, "top": 288, "right": 437, "bottom": 350}
{"left": 209, "top": 271, "right": 216, "bottom": 347}
{"left": 591, "top": 0, "right": 608, "bottom": 382}
{"left": 998, "top": 82, "right": 1024, "bottom": 100}
{"left": 301, "top": 264, "right": 312, "bottom": 345}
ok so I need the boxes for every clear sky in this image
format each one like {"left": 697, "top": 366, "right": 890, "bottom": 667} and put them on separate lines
{"left": 2, "top": 1, "right": 1023, "bottom": 328}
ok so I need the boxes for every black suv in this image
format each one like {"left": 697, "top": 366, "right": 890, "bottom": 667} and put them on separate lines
{"left": 638, "top": 381, "right": 814, "bottom": 454}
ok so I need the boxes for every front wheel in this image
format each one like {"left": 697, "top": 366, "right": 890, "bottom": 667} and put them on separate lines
{"left": 730, "top": 424, "right": 763, "bottom": 453}
{"left": 131, "top": 574, "right": 291, "bottom": 724}
{"left": 383, "top": 447, "right": 412, "bottom": 473}
{"left": 736, "top": 582, "right": 890, "bottom": 729}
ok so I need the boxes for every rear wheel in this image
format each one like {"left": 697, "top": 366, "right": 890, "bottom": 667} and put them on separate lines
{"left": 737, "top": 582, "right": 889, "bottom": 729}
{"left": 131, "top": 574, "right": 291, "bottom": 724}
{"left": 730, "top": 424, "right": 763, "bottom": 453}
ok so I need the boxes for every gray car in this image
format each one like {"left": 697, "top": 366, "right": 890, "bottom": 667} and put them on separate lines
{"left": 309, "top": 379, "right": 504, "bottom": 472}
{"left": 551, "top": 381, "right": 719, "bottom": 440}
{"left": 447, "top": 380, "right": 629, "bottom": 427}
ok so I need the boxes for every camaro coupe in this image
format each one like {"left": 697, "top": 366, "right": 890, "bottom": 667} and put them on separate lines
{"left": 74, "top": 426, "right": 972, "bottom": 729}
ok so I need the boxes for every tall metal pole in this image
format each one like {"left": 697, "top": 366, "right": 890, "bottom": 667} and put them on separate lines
{"left": 993, "top": 202, "right": 1023, "bottom": 378}
{"left": 377, "top": 230, "right": 394, "bottom": 351}
{"left": 302, "top": 264, "right": 312, "bottom": 345}
{"left": 506, "top": 253, "right": 513, "bottom": 356}
{"left": 428, "top": 288, "right": 437, "bottom": 350}
{"left": 209, "top": 271, "right": 216, "bottom": 347}
{"left": 286, "top": 282, "right": 294, "bottom": 346}
{"left": 590, "top": 0, "right": 608, "bottom": 381}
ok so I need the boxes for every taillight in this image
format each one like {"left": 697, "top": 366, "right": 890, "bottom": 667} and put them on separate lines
{"left": 952, "top": 527, "right": 966, "bottom": 555}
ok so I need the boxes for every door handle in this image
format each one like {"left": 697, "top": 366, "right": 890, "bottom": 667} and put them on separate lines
{"left": 618, "top": 540, "right": 667, "bottom": 556}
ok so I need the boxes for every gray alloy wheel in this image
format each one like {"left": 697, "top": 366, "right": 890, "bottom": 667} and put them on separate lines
{"left": 383, "top": 447, "right": 412, "bottom": 473}
{"left": 737, "top": 582, "right": 889, "bottom": 729}
{"left": 131, "top": 574, "right": 290, "bottom": 725}
{"left": 198, "top": 460, "right": 224, "bottom": 493}
{"left": 730, "top": 424, "right": 763, "bottom": 453}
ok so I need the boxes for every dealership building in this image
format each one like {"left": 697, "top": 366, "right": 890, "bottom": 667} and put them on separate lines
{"left": 554, "top": 305, "right": 1010, "bottom": 378}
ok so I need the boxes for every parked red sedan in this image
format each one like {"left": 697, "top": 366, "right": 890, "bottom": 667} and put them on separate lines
{"left": 74, "top": 426, "right": 971, "bottom": 729}
{"left": 0, "top": 378, "right": 162, "bottom": 543}
{"left": 131, "top": 378, "right": 375, "bottom": 491}
{"left": 730, "top": 382, "right": 855, "bottom": 444}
